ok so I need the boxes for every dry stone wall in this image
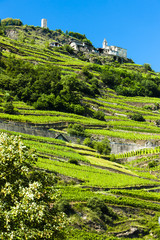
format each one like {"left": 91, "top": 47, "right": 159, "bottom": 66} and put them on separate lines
{"left": 0, "top": 120, "right": 156, "bottom": 154}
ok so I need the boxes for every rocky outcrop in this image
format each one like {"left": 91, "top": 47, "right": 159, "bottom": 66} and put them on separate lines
{"left": 5, "top": 29, "right": 19, "bottom": 40}
{"left": 115, "top": 226, "right": 147, "bottom": 238}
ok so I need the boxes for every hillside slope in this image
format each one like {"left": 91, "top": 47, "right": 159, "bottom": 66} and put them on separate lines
{"left": 1, "top": 22, "right": 160, "bottom": 239}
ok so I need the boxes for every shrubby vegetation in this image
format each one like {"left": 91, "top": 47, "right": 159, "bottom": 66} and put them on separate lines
{"left": 87, "top": 197, "right": 117, "bottom": 224}
{"left": 56, "top": 199, "right": 74, "bottom": 216}
{"left": 67, "top": 124, "right": 111, "bottom": 156}
{"left": 68, "top": 31, "right": 86, "bottom": 40}
{"left": 143, "top": 63, "right": 153, "bottom": 72}
{"left": 93, "top": 110, "right": 105, "bottom": 121}
{"left": 1, "top": 18, "right": 23, "bottom": 26}
{"left": 0, "top": 133, "right": 66, "bottom": 239}
{"left": 101, "top": 65, "right": 160, "bottom": 97}
{"left": 83, "top": 137, "right": 111, "bottom": 155}
{"left": 0, "top": 27, "right": 4, "bottom": 36}
{"left": 68, "top": 159, "right": 80, "bottom": 165}
{"left": 0, "top": 56, "right": 98, "bottom": 115}
{"left": 63, "top": 44, "right": 74, "bottom": 54}
{"left": 129, "top": 113, "right": 145, "bottom": 122}
{"left": 1, "top": 27, "right": 160, "bottom": 117}
{"left": 67, "top": 123, "right": 88, "bottom": 137}
{"left": 68, "top": 31, "right": 92, "bottom": 45}
{"left": 67, "top": 32, "right": 92, "bottom": 46}
{"left": 2, "top": 92, "right": 15, "bottom": 114}
{"left": 3, "top": 101, "right": 14, "bottom": 114}
{"left": 148, "top": 160, "right": 158, "bottom": 168}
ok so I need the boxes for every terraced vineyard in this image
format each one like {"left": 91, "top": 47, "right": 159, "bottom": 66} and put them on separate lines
{"left": 1, "top": 23, "right": 160, "bottom": 239}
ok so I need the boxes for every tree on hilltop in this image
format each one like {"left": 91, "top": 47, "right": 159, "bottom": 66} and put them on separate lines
{"left": 1, "top": 18, "right": 23, "bottom": 26}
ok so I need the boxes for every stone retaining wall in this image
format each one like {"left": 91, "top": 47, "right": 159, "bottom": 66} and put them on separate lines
{"left": 0, "top": 119, "right": 157, "bottom": 154}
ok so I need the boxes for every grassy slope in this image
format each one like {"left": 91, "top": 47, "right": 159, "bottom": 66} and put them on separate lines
{"left": 1, "top": 26, "right": 160, "bottom": 238}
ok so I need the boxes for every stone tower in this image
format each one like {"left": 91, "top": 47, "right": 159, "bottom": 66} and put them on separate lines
{"left": 103, "top": 38, "right": 108, "bottom": 49}
{"left": 41, "top": 18, "right": 47, "bottom": 28}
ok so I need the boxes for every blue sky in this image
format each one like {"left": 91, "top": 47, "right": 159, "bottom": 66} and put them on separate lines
{"left": 1, "top": 0, "right": 160, "bottom": 71}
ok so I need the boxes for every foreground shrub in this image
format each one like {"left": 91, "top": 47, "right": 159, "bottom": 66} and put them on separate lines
{"left": 0, "top": 133, "right": 66, "bottom": 239}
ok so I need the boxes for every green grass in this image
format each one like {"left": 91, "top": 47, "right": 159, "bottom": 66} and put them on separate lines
{"left": 57, "top": 185, "right": 97, "bottom": 201}
{"left": 23, "top": 139, "right": 89, "bottom": 163}
{"left": 0, "top": 111, "right": 108, "bottom": 126}
{"left": 36, "top": 157, "right": 159, "bottom": 188}
{"left": 57, "top": 186, "right": 160, "bottom": 212}
{"left": 86, "top": 156, "right": 135, "bottom": 175}
{"left": 110, "top": 189, "right": 160, "bottom": 202}
{"left": 86, "top": 129, "right": 160, "bottom": 141}
{"left": 86, "top": 97, "right": 158, "bottom": 116}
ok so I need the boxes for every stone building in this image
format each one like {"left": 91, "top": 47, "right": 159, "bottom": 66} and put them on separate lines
{"left": 70, "top": 38, "right": 127, "bottom": 59}
{"left": 98, "top": 38, "right": 127, "bottom": 58}
{"left": 70, "top": 40, "right": 94, "bottom": 52}
{"left": 41, "top": 18, "right": 47, "bottom": 28}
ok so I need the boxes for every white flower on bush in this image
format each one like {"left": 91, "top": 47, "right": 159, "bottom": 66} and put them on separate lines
{"left": 0, "top": 133, "right": 66, "bottom": 239}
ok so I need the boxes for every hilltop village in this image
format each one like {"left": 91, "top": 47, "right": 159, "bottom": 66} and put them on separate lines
{"left": 41, "top": 18, "right": 128, "bottom": 61}
{"left": 0, "top": 17, "right": 130, "bottom": 64}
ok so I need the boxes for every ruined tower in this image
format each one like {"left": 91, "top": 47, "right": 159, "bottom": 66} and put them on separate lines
{"left": 41, "top": 18, "right": 47, "bottom": 28}
{"left": 103, "top": 38, "right": 108, "bottom": 49}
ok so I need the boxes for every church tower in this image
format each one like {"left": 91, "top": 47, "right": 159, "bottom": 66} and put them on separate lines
{"left": 103, "top": 38, "right": 108, "bottom": 49}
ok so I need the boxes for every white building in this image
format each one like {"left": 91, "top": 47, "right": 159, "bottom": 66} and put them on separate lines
{"left": 70, "top": 40, "right": 81, "bottom": 51}
{"left": 41, "top": 18, "right": 47, "bottom": 28}
{"left": 102, "top": 38, "right": 127, "bottom": 58}
{"left": 70, "top": 40, "right": 94, "bottom": 52}
{"left": 103, "top": 38, "right": 108, "bottom": 49}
